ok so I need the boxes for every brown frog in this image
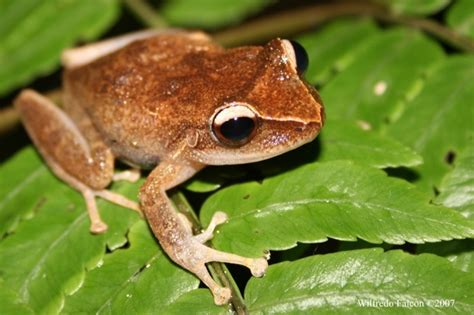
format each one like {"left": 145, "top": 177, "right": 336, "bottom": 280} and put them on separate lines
{"left": 15, "top": 30, "right": 324, "bottom": 305}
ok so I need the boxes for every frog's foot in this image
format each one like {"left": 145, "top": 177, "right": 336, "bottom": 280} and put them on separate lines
{"left": 178, "top": 211, "right": 268, "bottom": 305}
{"left": 181, "top": 242, "right": 268, "bottom": 305}
{"left": 113, "top": 169, "right": 141, "bottom": 183}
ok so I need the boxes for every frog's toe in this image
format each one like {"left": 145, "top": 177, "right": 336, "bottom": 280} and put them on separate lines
{"left": 90, "top": 220, "right": 108, "bottom": 234}
{"left": 185, "top": 260, "right": 232, "bottom": 305}
{"left": 197, "top": 243, "right": 269, "bottom": 277}
{"left": 250, "top": 257, "right": 268, "bottom": 277}
{"left": 212, "top": 211, "right": 228, "bottom": 225}
{"left": 194, "top": 211, "right": 229, "bottom": 243}
{"left": 113, "top": 168, "right": 141, "bottom": 183}
{"left": 213, "top": 287, "right": 232, "bottom": 305}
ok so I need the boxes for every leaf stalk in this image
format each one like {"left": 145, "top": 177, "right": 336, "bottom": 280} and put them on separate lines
{"left": 122, "top": 0, "right": 168, "bottom": 28}
{"left": 214, "top": 0, "right": 474, "bottom": 53}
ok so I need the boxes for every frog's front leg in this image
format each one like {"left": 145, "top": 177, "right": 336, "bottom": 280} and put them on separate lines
{"left": 15, "top": 90, "right": 140, "bottom": 233}
{"left": 140, "top": 161, "right": 268, "bottom": 305}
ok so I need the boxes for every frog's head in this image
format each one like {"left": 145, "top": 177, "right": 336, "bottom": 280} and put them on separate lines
{"left": 188, "top": 38, "right": 324, "bottom": 165}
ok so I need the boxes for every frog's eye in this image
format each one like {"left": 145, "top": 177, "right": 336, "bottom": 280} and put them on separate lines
{"left": 211, "top": 105, "right": 257, "bottom": 147}
{"left": 282, "top": 39, "right": 309, "bottom": 75}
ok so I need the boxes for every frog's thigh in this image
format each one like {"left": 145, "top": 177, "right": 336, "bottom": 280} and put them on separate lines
{"left": 15, "top": 89, "right": 114, "bottom": 190}
{"left": 15, "top": 90, "right": 140, "bottom": 233}
{"left": 61, "top": 29, "right": 212, "bottom": 69}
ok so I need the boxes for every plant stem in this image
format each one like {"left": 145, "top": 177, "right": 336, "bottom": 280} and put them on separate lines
{"left": 379, "top": 14, "right": 474, "bottom": 53}
{"left": 170, "top": 191, "right": 247, "bottom": 314}
{"left": 214, "top": 0, "right": 474, "bottom": 52}
{"left": 0, "top": 106, "right": 19, "bottom": 135}
{"left": 122, "top": 0, "right": 168, "bottom": 28}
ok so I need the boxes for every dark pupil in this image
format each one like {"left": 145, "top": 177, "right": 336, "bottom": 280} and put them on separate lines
{"left": 289, "top": 40, "right": 309, "bottom": 74}
{"left": 220, "top": 117, "right": 255, "bottom": 142}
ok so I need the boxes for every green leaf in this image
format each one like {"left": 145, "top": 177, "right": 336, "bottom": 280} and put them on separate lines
{"left": 435, "top": 144, "right": 474, "bottom": 219}
{"left": 321, "top": 28, "right": 445, "bottom": 129}
{"left": 375, "top": 0, "right": 451, "bottom": 15}
{"left": 0, "top": 280, "right": 34, "bottom": 315}
{"left": 0, "top": 147, "right": 229, "bottom": 314}
{"left": 446, "top": 0, "right": 474, "bottom": 49}
{"left": 184, "top": 166, "right": 251, "bottom": 193}
{"left": 161, "top": 0, "right": 272, "bottom": 28}
{"left": 62, "top": 221, "right": 204, "bottom": 314}
{"left": 449, "top": 250, "right": 474, "bottom": 273}
{"left": 0, "top": 152, "right": 141, "bottom": 314}
{"left": 417, "top": 239, "right": 474, "bottom": 273}
{"left": 386, "top": 56, "right": 474, "bottom": 192}
{"left": 318, "top": 118, "right": 422, "bottom": 168}
{"left": 184, "top": 177, "right": 222, "bottom": 193}
{"left": 183, "top": 167, "right": 224, "bottom": 193}
{"left": 297, "top": 18, "right": 380, "bottom": 86}
{"left": 200, "top": 161, "right": 474, "bottom": 257}
{"left": 0, "top": 148, "right": 52, "bottom": 236}
{"left": 0, "top": 0, "right": 119, "bottom": 96}
{"left": 245, "top": 248, "right": 474, "bottom": 314}
{"left": 162, "top": 289, "right": 227, "bottom": 315}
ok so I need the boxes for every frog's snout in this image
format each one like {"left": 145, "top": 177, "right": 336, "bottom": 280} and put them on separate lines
{"left": 295, "top": 120, "right": 323, "bottom": 144}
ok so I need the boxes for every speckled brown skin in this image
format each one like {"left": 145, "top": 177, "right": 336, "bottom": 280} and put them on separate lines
{"left": 15, "top": 31, "right": 324, "bottom": 305}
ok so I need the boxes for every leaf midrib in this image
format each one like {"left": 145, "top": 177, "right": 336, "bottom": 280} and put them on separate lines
{"left": 227, "top": 197, "right": 470, "bottom": 232}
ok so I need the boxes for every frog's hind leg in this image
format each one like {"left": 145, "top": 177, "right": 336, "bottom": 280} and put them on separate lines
{"left": 15, "top": 90, "right": 140, "bottom": 233}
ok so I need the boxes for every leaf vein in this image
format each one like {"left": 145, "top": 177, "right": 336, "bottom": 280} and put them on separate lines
{"left": 19, "top": 210, "right": 87, "bottom": 301}
{"left": 0, "top": 166, "right": 46, "bottom": 212}
{"left": 95, "top": 251, "right": 164, "bottom": 313}
{"left": 414, "top": 69, "right": 474, "bottom": 150}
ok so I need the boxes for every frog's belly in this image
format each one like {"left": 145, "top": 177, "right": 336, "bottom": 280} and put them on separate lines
{"left": 102, "top": 132, "right": 165, "bottom": 169}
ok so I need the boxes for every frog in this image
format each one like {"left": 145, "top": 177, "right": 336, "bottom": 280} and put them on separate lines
{"left": 15, "top": 30, "right": 324, "bottom": 305}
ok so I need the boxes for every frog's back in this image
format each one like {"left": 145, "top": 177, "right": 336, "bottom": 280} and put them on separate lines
{"left": 64, "top": 32, "right": 215, "bottom": 167}
{"left": 62, "top": 32, "right": 228, "bottom": 168}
